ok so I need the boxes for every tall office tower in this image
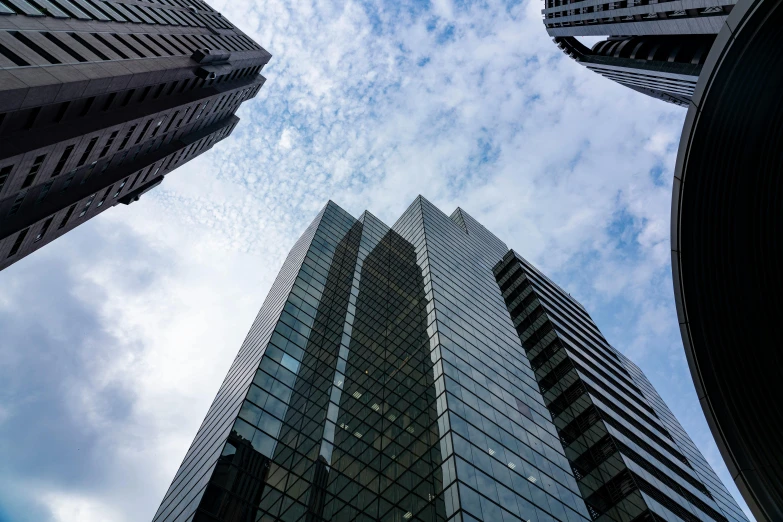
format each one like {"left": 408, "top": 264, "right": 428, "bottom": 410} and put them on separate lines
{"left": 543, "top": 0, "right": 735, "bottom": 106}
{"left": 155, "top": 197, "right": 748, "bottom": 522}
{"left": 494, "top": 252, "right": 748, "bottom": 522}
{"left": 670, "top": 0, "right": 783, "bottom": 518}
{"left": 0, "top": 0, "right": 270, "bottom": 271}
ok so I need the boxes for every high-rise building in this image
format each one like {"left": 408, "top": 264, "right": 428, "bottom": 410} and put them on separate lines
{"left": 671, "top": 0, "right": 783, "bottom": 518}
{"left": 0, "top": 0, "right": 270, "bottom": 270}
{"left": 543, "top": 0, "right": 736, "bottom": 106}
{"left": 154, "top": 197, "right": 749, "bottom": 522}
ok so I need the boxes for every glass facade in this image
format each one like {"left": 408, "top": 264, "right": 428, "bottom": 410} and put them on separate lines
{"left": 154, "top": 197, "right": 748, "bottom": 522}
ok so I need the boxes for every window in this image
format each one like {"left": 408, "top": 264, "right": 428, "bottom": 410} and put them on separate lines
{"left": 187, "top": 104, "right": 203, "bottom": 124}
{"left": 7, "top": 228, "right": 29, "bottom": 258}
{"left": 138, "top": 86, "right": 152, "bottom": 103}
{"left": 7, "top": 191, "right": 26, "bottom": 216}
{"left": 195, "top": 102, "right": 210, "bottom": 120}
{"left": 46, "top": 0, "right": 81, "bottom": 20}
{"left": 141, "top": 7, "right": 164, "bottom": 25}
{"left": 113, "top": 178, "right": 129, "bottom": 198}
{"left": 177, "top": 107, "right": 190, "bottom": 127}
{"left": 141, "top": 165, "right": 160, "bottom": 185}
{"left": 118, "top": 125, "right": 137, "bottom": 150}
{"left": 22, "top": 154, "right": 46, "bottom": 188}
{"left": 61, "top": 171, "right": 76, "bottom": 191}
{"left": 151, "top": 117, "right": 165, "bottom": 137}
{"left": 92, "top": 33, "right": 129, "bottom": 60}
{"left": 80, "top": 161, "right": 98, "bottom": 185}
{"left": 77, "top": 137, "right": 99, "bottom": 167}
{"left": 102, "top": 92, "right": 117, "bottom": 111}
{"left": 100, "top": 131, "right": 119, "bottom": 157}
{"left": 80, "top": 96, "right": 95, "bottom": 117}
{"left": 23, "top": 106, "right": 40, "bottom": 130}
{"left": 11, "top": 31, "right": 60, "bottom": 64}
{"left": 280, "top": 354, "right": 300, "bottom": 374}
{"left": 0, "top": 165, "right": 13, "bottom": 194}
{"left": 42, "top": 32, "right": 86, "bottom": 62}
{"left": 164, "top": 111, "right": 179, "bottom": 133}
{"left": 163, "top": 152, "right": 178, "bottom": 170}
{"left": 135, "top": 119, "right": 153, "bottom": 145}
{"left": 97, "top": 187, "right": 111, "bottom": 207}
{"left": 51, "top": 145, "right": 74, "bottom": 177}
{"left": 515, "top": 398, "right": 532, "bottom": 419}
{"left": 121, "top": 89, "right": 135, "bottom": 106}
{"left": 54, "top": 101, "right": 70, "bottom": 123}
{"left": 34, "top": 217, "right": 53, "bottom": 242}
{"left": 0, "top": 40, "right": 29, "bottom": 66}
{"left": 58, "top": 204, "right": 76, "bottom": 229}
{"left": 128, "top": 170, "right": 145, "bottom": 191}
{"left": 35, "top": 180, "right": 54, "bottom": 203}
{"left": 160, "top": 35, "right": 185, "bottom": 54}
{"left": 115, "top": 34, "right": 146, "bottom": 58}
{"left": 68, "top": 33, "right": 109, "bottom": 60}
{"left": 78, "top": 194, "right": 96, "bottom": 217}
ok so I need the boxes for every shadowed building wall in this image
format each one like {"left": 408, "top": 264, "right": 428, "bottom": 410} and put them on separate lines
{"left": 0, "top": 0, "right": 271, "bottom": 270}
{"left": 494, "top": 251, "right": 747, "bottom": 522}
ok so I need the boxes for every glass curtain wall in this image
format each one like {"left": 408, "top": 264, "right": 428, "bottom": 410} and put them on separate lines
{"left": 155, "top": 197, "right": 747, "bottom": 522}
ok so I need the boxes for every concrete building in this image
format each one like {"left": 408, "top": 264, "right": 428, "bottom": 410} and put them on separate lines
{"left": 543, "top": 0, "right": 735, "bottom": 105}
{"left": 0, "top": 0, "right": 270, "bottom": 270}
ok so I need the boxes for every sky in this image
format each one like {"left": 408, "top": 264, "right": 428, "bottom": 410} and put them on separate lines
{"left": 0, "top": 0, "right": 753, "bottom": 520}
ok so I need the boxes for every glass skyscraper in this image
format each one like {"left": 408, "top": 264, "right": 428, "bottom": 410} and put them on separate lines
{"left": 154, "top": 197, "right": 748, "bottom": 522}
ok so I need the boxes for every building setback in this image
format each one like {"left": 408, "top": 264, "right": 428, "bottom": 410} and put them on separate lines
{"left": 543, "top": 0, "right": 735, "bottom": 106}
{"left": 0, "top": 0, "right": 271, "bottom": 270}
{"left": 154, "top": 197, "right": 749, "bottom": 522}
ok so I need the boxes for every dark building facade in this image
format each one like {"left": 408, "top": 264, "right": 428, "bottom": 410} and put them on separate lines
{"left": 671, "top": 0, "right": 783, "bottom": 518}
{"left": 494, "top": 252, "right": 748, "bottom": 522}
{"left": 543, "top": 0, "right": 736, "bottom": 105}
{"left": 154, "top": 197, "right": 748, "bottom": 522}
{"left": 0, "top": 0, "right": 271, "bottom": 270}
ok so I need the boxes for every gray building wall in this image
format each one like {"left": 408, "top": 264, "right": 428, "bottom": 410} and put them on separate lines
{"left": 0, "top": 0, "right": 271, "bottom": 270}
{"left": 543, "top": 0, "right": 734, "bottom": 105}
{"left": 494, "top": 251, "right": 748, "bottom": 522}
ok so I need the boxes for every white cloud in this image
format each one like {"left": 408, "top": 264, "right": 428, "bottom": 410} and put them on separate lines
{"left": 44, "top": 492, "right": 122, "bottom": 522}
{"left": 278, "top": 127, "right": 295, "bottom": 149}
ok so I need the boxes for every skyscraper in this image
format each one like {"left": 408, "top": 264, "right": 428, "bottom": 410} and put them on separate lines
{"left": 670, "top": 0, "right": 783, "bottom": 518}
{"left": 154, "top": 197, "right": 748, "bottom": 522}
{"left": 544, "top": 0, "right": 736, "bottom": 106}
{"left": 0, "top": 0, "right": 270, "bottom": 270}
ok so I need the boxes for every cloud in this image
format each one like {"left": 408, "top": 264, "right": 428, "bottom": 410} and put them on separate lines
{"left": 0, "top": 0, "right": 753, "bottom": 520}
{"left": 43, "top": 492, "right": 122, "bottom": 522}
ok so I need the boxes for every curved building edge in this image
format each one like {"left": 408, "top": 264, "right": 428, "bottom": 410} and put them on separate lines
{"left": 671, "top": 0, "right": 783, "bottom": 518}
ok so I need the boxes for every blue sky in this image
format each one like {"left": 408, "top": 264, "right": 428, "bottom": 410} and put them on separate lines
{"left": 0, "top": 0, "right": 752, "bottom": 520}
